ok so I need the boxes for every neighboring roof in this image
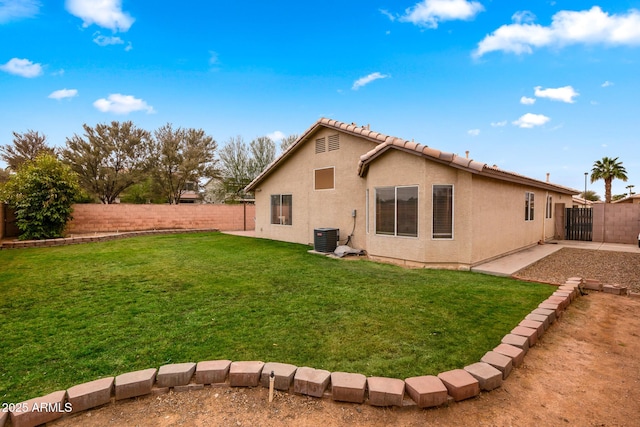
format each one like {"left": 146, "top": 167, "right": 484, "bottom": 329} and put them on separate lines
{"left": 245, "top": 118, "right": 579, "bottom": 195}
{"left": 612, "top": 194, "right": 640, "bottom": 203}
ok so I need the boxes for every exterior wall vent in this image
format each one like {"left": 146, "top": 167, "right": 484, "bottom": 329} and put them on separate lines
{"left": 328, "top": 134, "right": 340, "bottom": 151}
{"left": 313, "top": 228, "right": 339, "bottom": 253}
{"left": 315, "top": 137, "right": 326, "bottom": 154}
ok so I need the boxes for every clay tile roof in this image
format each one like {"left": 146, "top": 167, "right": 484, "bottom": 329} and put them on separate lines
{"left": 246, "top": 117, "right": 579, "bottom": 195}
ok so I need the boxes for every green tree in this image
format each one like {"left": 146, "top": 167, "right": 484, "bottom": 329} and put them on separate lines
{"left": 0, "top": 168, "right": 10, "bottom": 184}
{"left": 0, "top": 154, "right": 80, "bottom": 240}
{"left": 62, "top": 121, "right": 153, "bottom": 204}
{"left": 0, "top": 130, "right": 55, "bottom": 171}
{"left": 579, "top": 190, "right": 600, "bottom": 202}
{"left": 248, "top": 136, "right": 276, "bottom": 178}
{"left": 151, "top": 124, "right": 218, "bottom": 204}
{"left": 590, "top": 157, "right": 628, "bottom": 203}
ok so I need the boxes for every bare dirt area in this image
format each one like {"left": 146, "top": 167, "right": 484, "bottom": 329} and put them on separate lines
{"left": 50, "top": 250, "right": 640, "bottom": 427}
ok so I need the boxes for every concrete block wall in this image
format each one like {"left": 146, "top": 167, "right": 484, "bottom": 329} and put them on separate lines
{"left": 6, "top": 276, "right": 626, "bottom": 427}
{"left": 592, "top": 203, "right": 640, "bottom": 244}
{"left": 67, "top": 204, "right": 255, "bottom": 234}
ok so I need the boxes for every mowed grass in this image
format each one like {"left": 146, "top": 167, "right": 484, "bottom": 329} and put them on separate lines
{"left": 0, "top": 232, "right": 554, "bottom": 402}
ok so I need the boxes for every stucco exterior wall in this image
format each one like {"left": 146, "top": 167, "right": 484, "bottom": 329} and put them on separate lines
{"left": 469, "top": 176, "right": 570, "bottom": 264}
{"left": 253, "top": 128, "right": 376, "bottom": 247}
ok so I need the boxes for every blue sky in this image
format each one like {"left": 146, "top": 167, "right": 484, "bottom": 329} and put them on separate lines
{"left": 1, "top": 0, "right": 639, "bottom": 197}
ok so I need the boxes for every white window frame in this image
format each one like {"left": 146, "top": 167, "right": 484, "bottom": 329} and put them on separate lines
{"left": 270, "top": 194, "right": 292, "bottom": 226}
{"left": 525, "top": 192, "right": 535, "bottom": 221}
{"left": 313, "top": 166, "right": 335, "bottom": 191}
{"left": 374, "top": 185, "right": 419, "bottom": 238}
{"left": 432, "top": 184, "right": 454, "bottom": 240}
{"left": 546, "top": 195, "right": 552, "bottom": 219}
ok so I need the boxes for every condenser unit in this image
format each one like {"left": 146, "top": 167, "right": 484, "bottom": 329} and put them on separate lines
{"left": 314, "top": 228, "right": 339, "bottom": 253}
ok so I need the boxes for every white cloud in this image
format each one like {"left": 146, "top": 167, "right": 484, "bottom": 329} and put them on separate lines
{"left": 379, "top": 9, "right": 396, "bottom": 22}
{"left": 512, "top": 11, "right": 536, "bottom": 25}
{"left": 601, "top": 80, "right": 614, "bottom": 87}
{"left": 93, "top": 94, "right": 155, "bottom": 114}
{"left": 125, "top": 41, "right": 132, "bottom": 51}
{"left": 267, "top": 131, "right": 286, "bottom": 141}
{"left": 512, "top": 113, "right": 551, "bottom": 128}
{"left": 400, "top": 0, "right": 484, "bottom": 28}
{"left": 534, "top": 85, "right": 579, "bottom": 103}
{"left": 93, "top": 32, "right": 124, "bottom": 46}
{"left": 467, "top": 129, "right": 480, "bottom": 136}
{"left": 352, "top": 72, "right": 390, "bottom": 90}
{"left": 0, "top": 0, "right": 40, "bottom": 23}
{"left": 0, "top": 57, "right": 42, "bottom": 77}
{"left": 474, "top": 6, "right": 640, "bottom": 58}
{"left": 520, "top": 96, "right": 536, "bottom": 105}
{"left": 491, "top": 120, "right": 507, "bottom": 127}
{"left": 48, "top": 88, "right": 78, "bottom": 100}
{"left": 65, "top": 0, "right": 134, "bottom": 32}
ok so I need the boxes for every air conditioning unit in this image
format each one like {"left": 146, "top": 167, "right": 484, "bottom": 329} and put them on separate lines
{"left": 314, "top": 228, "right": 339, "bottom": 253}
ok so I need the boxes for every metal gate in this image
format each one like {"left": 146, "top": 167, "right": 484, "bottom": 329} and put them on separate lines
{"left": 565, "top": 208, "right": 592, "bottom": 241}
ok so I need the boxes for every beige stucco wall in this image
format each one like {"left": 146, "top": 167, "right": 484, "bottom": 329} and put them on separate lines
{"left": 253, "top": 128, "right": 377, "bottom": 247}
{"left": 253, "top": 127, "right": 571, "bottom": 269}
{"left": 469, "top": 176, "right": 569, "bottom": 265}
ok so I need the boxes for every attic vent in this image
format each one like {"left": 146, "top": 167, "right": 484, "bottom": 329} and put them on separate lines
{"left": 315, "top": 137, "right": 326, "bottom": 154}
{"left": 328, "top": 134, "right": 340, "bottom": 151}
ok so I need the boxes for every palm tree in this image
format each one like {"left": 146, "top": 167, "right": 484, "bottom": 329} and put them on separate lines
{"left": 590, "top": 157, "right": 628, "bottom": 203}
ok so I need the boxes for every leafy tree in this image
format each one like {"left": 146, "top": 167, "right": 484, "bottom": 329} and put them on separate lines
{"left": 119, "top": 177, "right": 165, "bottom": 204}
{"left": 0, "top": 154, "right": 80, "bottom": 240}
{"left": 62, "top": 121, "right": 153, "bottom": 204}
{"left": 0, "top": 168, "right": 10, "bottom": 184}
{"left": 612, "top": 194, "right": 627, "bottom": 202}
{"left": 248, "top": 136, "right": 276, "bottom": 178}
{"left": 0, "top": 130, "right": 55, "bottom": 171}
{"left": 590, "top": 157, "right": 628, "bottom": 203}
{"left": 216, "top": 136, "right": 253, "bottom": 202}
{"left": 279, "top": 133, "right": 298, "bottom": 152}
{"left": 151, "top": 124, "right": 218, "bottom": 204}
{"left": 579, "top": 190, "right": 600, "bottom": 202}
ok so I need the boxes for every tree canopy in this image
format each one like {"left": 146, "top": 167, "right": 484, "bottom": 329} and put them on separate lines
{"left": 151, "top": 124, "right": 218, "bottom": 204}
{"left": 0, "top": 154, "right": 80, "bottom": 240}
{"left": 0, "top": 130, "right": 55, "bottom": 171}
{"left": 590, "top": 157, "right": 628, "bottom": 203}
{"left": 62, "top": 121, "right": 153, "bottom": 204}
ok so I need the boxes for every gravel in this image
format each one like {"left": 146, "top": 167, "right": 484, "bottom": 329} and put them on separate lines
{"left": 514, "top": 247, "right": 640, "bottom": 292}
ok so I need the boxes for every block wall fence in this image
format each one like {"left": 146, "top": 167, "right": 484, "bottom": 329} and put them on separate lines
{"left": 67, "top": 203, "right": 255, "bottom": 234}
{"left": 592, "top": 203, "right": 640, "bottom": 244}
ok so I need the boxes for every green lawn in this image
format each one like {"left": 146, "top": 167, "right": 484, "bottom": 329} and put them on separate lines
{"left": 0, "top": 232, "right": 554, "bottom": 402}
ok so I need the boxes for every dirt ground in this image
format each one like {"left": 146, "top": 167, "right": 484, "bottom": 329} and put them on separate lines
{"left": 50, "top": 250, "right": 640, "bottom": 427}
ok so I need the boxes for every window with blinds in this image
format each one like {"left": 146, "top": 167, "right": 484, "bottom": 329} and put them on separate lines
{"left": 525, "top": 192, "right": 534, "bottom": 221}
{"left": 432, "top": 185, "right": 453, "bottom": 239}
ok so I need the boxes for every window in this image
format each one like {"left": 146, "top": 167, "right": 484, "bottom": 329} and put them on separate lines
{"left": 375, "top": 186, "right": 418, "bottom": 237}
{"left": 546, "top": 195, "right": 552, "bottom": 219}
{"left": 433, "top": 185, "right": 453, "bottom": 239}
{"left": 314, "top": 167, "right": 334, "bottom": 190}
{"left": 525, "top": 192, "right": 535, "bottom": 221}
{"left": 271, "top": 194, "right": 292, "bottom": 225}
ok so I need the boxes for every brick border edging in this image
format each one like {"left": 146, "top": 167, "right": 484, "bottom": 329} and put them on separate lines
{"left": 0, "top": 229, "right": 221, "bottom": 250}
{"left": 5, "top": 277, "right": 607, "bottom": 427}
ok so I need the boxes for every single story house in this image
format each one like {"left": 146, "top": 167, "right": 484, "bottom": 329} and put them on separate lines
{"left": 245, "top": 118, "right": 579, "bottom": 269}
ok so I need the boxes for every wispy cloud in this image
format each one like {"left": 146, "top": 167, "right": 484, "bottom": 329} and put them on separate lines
{"left": 491, "top": 120, "right": 507, "bottom": 127}
{"left": 379, "top": 9, "right": 396, "bottom": 22}
{"left": 520, "top": 96, "right": 536, "bottom": 105}
{"left": 0, "top": 57, "right": 43, "bottom": 78}
{"left": 534, "top": 85, "right": 579, "bottom": 103}
{"left": 267, "top": 131, "right": 286, "bottom": 141}
{"left": 352, "top": 72, "right": 390, "bottom": 90}
{"left": 474, "top": 6, "right": 640, "bottom": 58}
{"left": 601, "top": 80, "right": 614, "bottom": 87}
{"left": 400, "top": 0, "right": 484, "bottom": 28}
{"left": 65, "top": 0, "right": 134, "bottom": 32}
{"left": 513, "top": 113, "right": 550, "bottom": 128}
{"left": 467, "top": 129, "right": 480, "bottom": 136}
{"left": 0, "top": 0, "right": 41, "bottom": 23}
{"left": 93, "top": 32, "right": 124, "bottom": 46}
{"left": 49, "top": 88, "right": 78, "bottom": 100}
{"left": 93, "top": 94, "right": 155, "bottom": 114}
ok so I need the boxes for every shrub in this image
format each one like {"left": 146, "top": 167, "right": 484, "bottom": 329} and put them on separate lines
{"left": 0, "top": 154, "right": 80, "bottom": 240}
